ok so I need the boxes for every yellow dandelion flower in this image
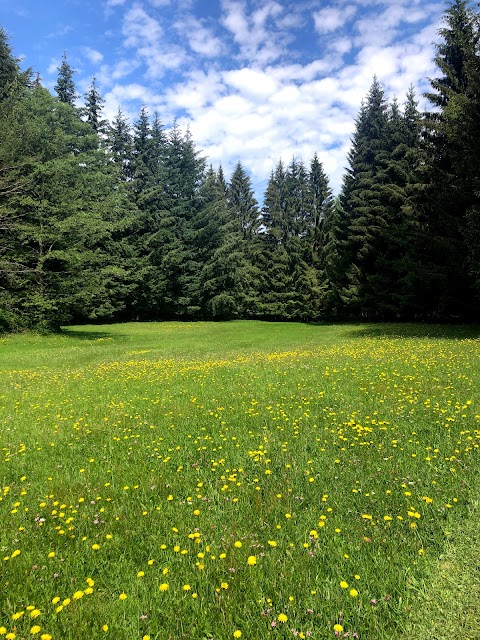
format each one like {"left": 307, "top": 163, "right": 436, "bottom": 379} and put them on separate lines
{"left": 267, "top": 540, "right": 277, "bottom": 547}
{"left": 137, "top": 571, "right": 145, "bottom": 577}
{"left": 278, "top": 613, "right": 288, "bottom": 623}
{"left": 47, "top": 552, "right": 55, "bottom": 558}
{"left": 349, "top": 589, "right": 359, "bottom": 597}
{"left": 73, "top": 591, "right": 84, "bottom": 600}
{"left": 0, "top": 628, "right": 6, "bottom": 635}
{"left": 159, "top": 583, "right": 169, "bottom": 591}
{"left": 333, "top": 624, "right": 344, "bottom": 633}
{"left": 233, "top": 631, "right": 242, "bottom": 638}
{"left": 247, "top": 555, "right": 257, "bottom": 566}
{"left": 30, "top": 610, "right": 41, "bottom": 618}
{"left": 118, "top": 593, "right": 127, "bottom": 600}
{"left": 30, "top": 627, "right": 41, "bottom": 635}
{"left": 183, "top": 584, "right": 191, "bottom": 591}
{"left": 41, "top": 635, "right": 52, "bottom": 640}
{"left": 234, "top": 541, "right": 242, "bottom": 548}
{"left": 102, "top": 625, "right": 108, "bottom": 632}
{"left": 340, "top": 581, "right": 349, "bottom": 589}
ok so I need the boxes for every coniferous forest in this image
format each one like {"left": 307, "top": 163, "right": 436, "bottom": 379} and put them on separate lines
{"left": 1, "top": 0, "right": 479, "bottom": 332}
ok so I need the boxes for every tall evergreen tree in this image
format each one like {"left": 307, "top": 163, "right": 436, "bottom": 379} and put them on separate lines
{"left": 423, "top": 0, "right": 480, "bottom": 314}
{"left": 108, "top": 107, "right": 133, "bottom": 181}
{"left": 331, "top": 77, "right": 390, "bottom": 317}
{"left": 54, "top": 52, "right": 77, "bottom": 106}
{"left": 227, "top": 162, "right": 260, "bottom": 239}
{"left": 84, "top": 77, "right": 107, "bottom": 134}
{"left": 0, "top": 26, "right": 31, "bottom": 103}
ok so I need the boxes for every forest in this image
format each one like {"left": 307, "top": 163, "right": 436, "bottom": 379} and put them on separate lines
{"left": 0, "top": 0, "right": 479, "bottom": 332}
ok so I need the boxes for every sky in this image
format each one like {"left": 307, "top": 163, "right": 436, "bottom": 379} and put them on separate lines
{"left": 1, "top": 0, "right": 446, "bottom": 198}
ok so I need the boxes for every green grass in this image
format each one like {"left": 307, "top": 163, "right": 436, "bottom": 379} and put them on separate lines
{"left": 1, "top": 321, "right": 479, "bottom": 640}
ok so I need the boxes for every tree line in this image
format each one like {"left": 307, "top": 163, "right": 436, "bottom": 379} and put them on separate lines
{"left": 0, "top": 0, "right": 479, "bottom": 331}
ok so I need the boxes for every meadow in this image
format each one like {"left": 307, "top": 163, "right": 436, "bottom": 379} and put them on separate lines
{"left": 1, "top": 321, "right": 479, "bottom": 640}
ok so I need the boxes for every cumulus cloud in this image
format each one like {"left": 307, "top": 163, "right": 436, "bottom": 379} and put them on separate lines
{"left": 313, "top": 5, "right": 357, "bottom": 35}
{"left": 77, "top": 0, "right": 445, "bottom": 197}
{"left": 83, "top": 47, "right": 104, "bottom": 64}
{"left": 174, "top": 15, "right": 224, "bottom": 57}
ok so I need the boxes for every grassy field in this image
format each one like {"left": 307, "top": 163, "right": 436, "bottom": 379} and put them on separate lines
{"left": 1, "top": 321, "right": 479, "bottom": 640}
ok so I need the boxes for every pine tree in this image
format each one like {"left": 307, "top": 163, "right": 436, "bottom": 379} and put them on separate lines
{"left": 423, "top": 0, "right": 480, "bottom": 317}
{"left": 84, "top": 77, "right": 106, "bottom": 134}
{"left": 1, "top": 86, "right": 137, "bottom": 329}
{"left": 333, "top": 77, "right": 391, "bottom": 317}
{"left": 54, "top": 52, "right": 77, "bottom": 106}
{"left": 0, "top": 26, "right": 31, "bottom": 103}
{"left": 108, "top": 107, "right": 133, "bottom": 180}
{"left": 227, "top": 162, "right": 260, "bottom": 239}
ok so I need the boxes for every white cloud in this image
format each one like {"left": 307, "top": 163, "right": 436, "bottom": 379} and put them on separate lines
{"left": 122, "top": 4, "right": 188, "bottom": 77}
{"left": 313, "top": 5, "right": 357, "bottom": 34}
{"left": 220, "top": 0, "right": 289, "bottom": 64}
{"left": 174, "top": 15, "right": 223, "bottom": 57}
{"left": 90, "top": 0, "right": 445, "bottom": 197}
{"left": 223, "top": 68, "right": 278, "bottom": 100}
{"left": 106, "top": 0, "right": 127, "bottom": 7}
{"left": 83, "top": 47, "right": 104, "bottom": 64}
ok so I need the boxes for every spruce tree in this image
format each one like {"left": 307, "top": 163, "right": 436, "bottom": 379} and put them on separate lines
{"left": 84, "top": 77, "right": 106, "bottom": 134}
{"left": 0, "top": 26, "right": 31, "bottom": 103}
{"left": 54, "top": 52, "right": 77, "bottom": 106}
{"left": 227, "top": 162, "right": 260, "bottom": 239}
{"left": 108, "top": 107, "right": 133, "bottom": 180}
{"left": 424, "top": 0, "right": 480, "bottom": 313}
{"left": 333, "top": 77, "right": 391, "bottom": 317}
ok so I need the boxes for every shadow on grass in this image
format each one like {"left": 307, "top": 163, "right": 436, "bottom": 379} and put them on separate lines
{"left": 60, "top": 328, "right": 128, "bottom": 341}
{"left": 342, "top": 323, "right": 480, "bottom": 340}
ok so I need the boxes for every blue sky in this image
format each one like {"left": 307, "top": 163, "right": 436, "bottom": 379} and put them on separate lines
{"left": 1, "top": 0, "right": 445, "bottom": 196}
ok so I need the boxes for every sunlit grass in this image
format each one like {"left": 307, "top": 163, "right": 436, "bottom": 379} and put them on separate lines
{"left": 1, "top": 321, "right": 479, "bottom": 639}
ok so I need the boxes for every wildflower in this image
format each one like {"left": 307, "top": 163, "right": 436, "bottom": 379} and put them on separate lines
{"left": 30, "top": 610, "right": 41, "bottom": 618}
{"left": 333, "top": 624, "right": 344, "bottom": 633}
{"left": 102, "top": 625, "right": 108, "bottom": 632}
{"left": 137, "top": 571, "right": 145, "bottom": 577}
{"left": 233, "top": 631, "right": 242, "bottom": 638}
{"left": 30, "top": 627, "right": 41, "bottom": 635}
{"left": 278, "top": 613, "right": 288, "bottom": 623}
{"left": 41, "top": 635, "right": 52, "bottom": 640}
{"left": 159, "top": 583, "right": 169, "bottom": 591}
{"left": 183, "top": 584, "right": 191, "bottom": 591}
{"left": 340, "top": 581, "right": 349, "bottom": 589}
{"left": 118, "top": 593, "right": 127, "bottom": 600}
{"left": 247, "top": 556, "right": 257, "bottom": 566}
{"left": 73, "top": 591, "right": 84, "bottom": 600}
{"left": 234, "top": 541, "right": 242, "bottom": 548}
{"left": 350, "top": 589, "right": 359, "bottom": 597}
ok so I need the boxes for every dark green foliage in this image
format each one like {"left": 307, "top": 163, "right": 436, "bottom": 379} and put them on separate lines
{"left": 0, "top": 86, "right": 136, "bottom": 330}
